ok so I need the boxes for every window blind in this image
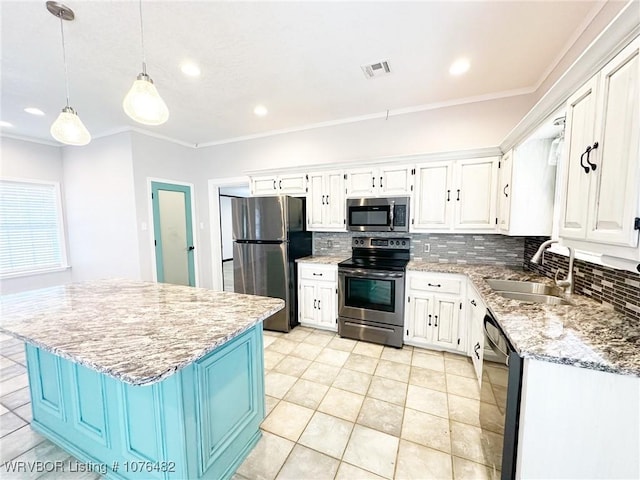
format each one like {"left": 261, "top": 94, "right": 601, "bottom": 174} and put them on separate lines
{"left": 0, "top": 180, "right": 66, "bottom": 276}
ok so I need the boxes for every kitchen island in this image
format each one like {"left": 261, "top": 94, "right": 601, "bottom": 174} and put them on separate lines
{"left": 0, "top": 279, "right": 284, "bottom": 480}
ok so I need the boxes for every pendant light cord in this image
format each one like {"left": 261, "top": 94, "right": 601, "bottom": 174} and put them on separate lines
{"left": 139, "top": 0, "right": 147, "bottom": 75}
{"left": 59, "top": 16, "right": 70, "bottom": 107}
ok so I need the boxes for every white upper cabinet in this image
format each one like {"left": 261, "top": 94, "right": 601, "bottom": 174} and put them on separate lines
{"left": 559, "top": 78, "right": 597, "bottom": 239}
{"left": 250, "top": 173, "right": 307, "bottom": 196}
{"left": 454, "top": 157, "right": 498, "bottom": 230}
{"left": 345, "top": 165, "right": 413, "bottom": 197}
{"left": 306, "top": 170, "right": 346, "bottom": 231}
{"left": 498, "top": 141, "right": 556, "bottom": 236}
{"left": 559, "top": 38, "right": 640, "bottom": 258}
{"left": 412, "top": 157, "right": 498, "bottom": 232}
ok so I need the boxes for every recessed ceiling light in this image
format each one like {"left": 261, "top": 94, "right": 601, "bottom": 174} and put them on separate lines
{"left": 0, "top": 121, "right": 13, "bottom": 128}
{"left": 181, "top": 62, "right": 201, "bottom": 77}
{"left": 449, "top": 58, "right": 470, "bottom": 76}
{"left": 254, "top": 105, "right": 268, "bottom": 117}
{"left": 24, "top": 107, "right": 45, "bottom": 116}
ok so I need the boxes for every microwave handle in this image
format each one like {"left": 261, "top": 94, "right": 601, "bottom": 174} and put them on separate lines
{"left": 389, "top": 201, "right": 395, "bottom": 231}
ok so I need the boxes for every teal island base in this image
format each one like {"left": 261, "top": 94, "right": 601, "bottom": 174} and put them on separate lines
{"left": 25, "top": 324, "right": 265, "bottom": 480}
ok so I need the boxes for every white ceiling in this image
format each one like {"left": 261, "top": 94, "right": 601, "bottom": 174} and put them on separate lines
{"left": 1, "top": 1, "right": 606, "bottom": 147}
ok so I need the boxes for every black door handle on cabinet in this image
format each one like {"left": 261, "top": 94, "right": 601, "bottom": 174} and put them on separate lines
{"left": 428, "top": 283, "right": 441, "bottom": 288}
{"left": 273, "top": 180, "right": 277, "bottom": 189}
{"left": 313, "top": 299, "right": 317, "bottom": 309}
{"left": 434, "top": 315, "right": 438, "bottom": 327}
{"left": 456, "top": 189, "right": 460, "bottom": 201}
{"left": 279, "top": 179, "right": 282, "bottom": 189}
{"left": 188, "top": 245, "right": 195, "bottom": 251}
{"left": 447, "top": 190, "right": 450, "bottom": 201}
{"left": 326, "top": 195, "right": 329, "bottom": 204}
{"left": 585, "top": 142, "right": 599, "bottom": 171}
{"left": 470, "top": 299, "right": 477, "bottom": 306}
{"left": 579, "top": 147, "right": 590, "bottom": 174}
{"left": 474, "top": 342, "right": 481, "bottom": 359}
{"left": 321, "top": 195, "right": 325, "bottom": 205}
{"left": 317, "top": 300, "right": 321, "bottom": 310}
{"left": 380, "top": 176, "right": 383, "bottom": 189}
{"left": 428, "top": 314, "right": 432, "bottom": 326}
{"left": 503, "top": 184, "right": 509, "bottom": 197}
{"left": 372, "top": 177, "right": 375, "bottom": 188}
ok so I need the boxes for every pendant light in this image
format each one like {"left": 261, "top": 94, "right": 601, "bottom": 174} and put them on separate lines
{"left": 47, "top": 1, "right": 91, "bottom": 146}
{"left": 123, "top": 0, "right": 169, "bottom": 126}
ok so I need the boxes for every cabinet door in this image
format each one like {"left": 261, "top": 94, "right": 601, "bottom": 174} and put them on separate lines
{"left": 379, "top": 165, "right": 412, "bottom": 195}
{"left": 325, "top": 171, "right": 346, "bottom": 230}
{"left": 430, "top": 297, "right": 461, "bottom": 350}
{"left": 405, "top": 294, "right": 432, "bottom": 345}
{"left": 317, "top": 282, "right": 338, "bottom": 331}
{"left": 299, "top": 280, "right": 318, "bottom": 326}
{"left": 588, "top": 39, "right": 640, "bottom": 247}
{"left": 345, "top": 168, "right": 377, "bottom": 197}
{"left": 497, "top": 150, "right": 514, "bottom": 233}
{"left": 559, "top": 77, "right": 598, "bottom": 240}
{"left": 307, "top": 173, "right": 325, "bottom": 230}
{"left": 454, "top": 157, "right": 498, "bottom": 230}
{"left": 251, "top": 176, "right": 278, "bottom": 196}
{"left": 278, "top": 174, "right": 307, "bottom": 195}
{"left": 412, "top": 162, "right": 452, "bottom": 231}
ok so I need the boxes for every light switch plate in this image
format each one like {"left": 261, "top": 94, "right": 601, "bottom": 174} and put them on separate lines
{"left": 423, "top": 243, "right": 430, "bottom": 253}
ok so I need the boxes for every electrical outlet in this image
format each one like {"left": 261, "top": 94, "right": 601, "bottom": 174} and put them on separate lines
{"left": 327, "top": 240, "right": 333, "bottom": 248}
{"left": 423, "top": 243, "right": 431, "bottom": 253}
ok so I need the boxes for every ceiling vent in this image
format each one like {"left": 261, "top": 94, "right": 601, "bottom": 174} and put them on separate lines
{"left": 361, "top": 60, "right": 391, "bottom": 79}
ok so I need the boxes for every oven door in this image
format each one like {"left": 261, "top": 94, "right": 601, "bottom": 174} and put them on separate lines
{"left": 338, "top": 268, "right": 405, "bottom": 326}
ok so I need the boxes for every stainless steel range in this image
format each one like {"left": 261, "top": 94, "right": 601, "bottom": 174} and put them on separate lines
{"left": 338, "top": 237, "right": 410, "bottom": 348}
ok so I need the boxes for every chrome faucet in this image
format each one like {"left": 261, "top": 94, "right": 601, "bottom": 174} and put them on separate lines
{"left": 530, "top": 239, "right": 575, "bottom": 294}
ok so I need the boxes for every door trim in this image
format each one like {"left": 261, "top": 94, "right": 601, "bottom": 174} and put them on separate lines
{"left": 208, "top": 176, "right": 250, "bottom": 291}
{"left": 147, "top": 178, "right": 198, "bottom": 286}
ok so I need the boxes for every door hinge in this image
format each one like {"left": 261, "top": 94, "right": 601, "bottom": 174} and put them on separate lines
{"left": 498, "top": 161, "right": 501, "bottom": 169}
{"left": 306, "top": 174, "right": 308, "bottom": 180}
{"left": 459, "top": 303, "right": 462, "bottom": 310}
{"left": 336, "top": 288, "right": 338, "bottom": 294}
{"left": 457, "top": 338, "right": 460, "bottom": 345}
{"left": 344, "top": 174, "right": 347, "bottom": 180}
{"left": 410, "top": 185, "right": 413, "bottom": 191}
{"left": 407, "top": 296, "right": 410, "bottom": 303}
{"left": 495, "top": 217, "right": 498, "bottom": 225}
{"left": 154, "top": 240, "right": 157, "bottom": 246}
{"left": 634, "top": 217, "right": 640, "bottom": 230}
{"left": 411, "top": 218, "right": 414, "bottom": 225}
{"left": 151, "top": 192, "right": 154, "bottom": 199}
{"left": 306, "top": 187, "right": 308, "bottom": 193}
{"left": 344, "top": 219, "right": 346, "bottom": 224}
{"left": 406, "top": 329, "right": 409, "bottom": 336}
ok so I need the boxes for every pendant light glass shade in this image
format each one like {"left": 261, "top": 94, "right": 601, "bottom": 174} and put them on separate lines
{"left": 123, "top": 73, "right": 169, "bottom": 125}
{"left": 50, "top": 106, "right": 91, "bottom": 146}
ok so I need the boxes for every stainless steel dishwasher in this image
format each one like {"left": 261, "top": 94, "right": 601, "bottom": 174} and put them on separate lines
{"left": 480, "top": 310, "right": 523, "bottom": 480}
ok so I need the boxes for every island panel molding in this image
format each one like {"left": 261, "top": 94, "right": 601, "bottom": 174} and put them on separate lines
{"left": 26, "top": 324, "right": 265, "bottom": 480}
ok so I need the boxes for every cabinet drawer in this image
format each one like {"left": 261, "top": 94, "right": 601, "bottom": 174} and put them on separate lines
{"left": 298, "top": 264, "right": 337, "bottom": 282}
{"left": 408, "top": 274, "right": 462, "bottom": 295}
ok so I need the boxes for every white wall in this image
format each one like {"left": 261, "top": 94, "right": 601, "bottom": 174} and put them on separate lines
{"left": 0, "top": 137, "right": 73, "bottom": 293}
{"left": 196, "top": 94, "right": 536, "bottom": 176}
{"left": 219, "top": 196, "right": 234, "bottom": 260}
{"left": 130, "top": 132, "right": 213, "bottom": 288}
{"left": 63, "top": 132, "right": 141, "bottom": 282}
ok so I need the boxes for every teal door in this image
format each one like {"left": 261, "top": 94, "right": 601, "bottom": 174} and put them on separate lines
{"left": 151, "top": 182, "right": 196, "bottom": 286}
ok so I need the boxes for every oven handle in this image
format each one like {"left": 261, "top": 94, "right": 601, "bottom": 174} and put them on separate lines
{"left": 389, "top": 201, "right": 395, "bottom": 231}
{"left": 339, "top": 269, "right": 404, "bottom": 279}
{"left": 484, "top": 313, "right": 511, "bottom": 360}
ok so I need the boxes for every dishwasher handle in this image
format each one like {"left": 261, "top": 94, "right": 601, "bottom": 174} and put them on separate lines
{"left": 484, "top": 312, "right": 511, "bottom": 362}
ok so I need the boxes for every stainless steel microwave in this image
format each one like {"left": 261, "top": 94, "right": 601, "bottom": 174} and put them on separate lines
{"left": 346, "top": 197, "right": 410, "bottom": 232}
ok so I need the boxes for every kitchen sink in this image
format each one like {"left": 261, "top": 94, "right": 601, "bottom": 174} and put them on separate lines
{"left": 485, "top": 279, "right": 565, "bottom": 297}
{"left": 496, "top": 291, "right": 573, "bottom": 306}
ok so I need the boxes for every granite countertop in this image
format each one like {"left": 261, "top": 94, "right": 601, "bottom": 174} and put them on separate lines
{"left": 407, "top": 262, "right": 640, "bottom": 377}
{"left": 0, "top": 279, "right": 284, "bottom": 386}
{"left": 296, "top": 255, "right": 349, "bottom": 265}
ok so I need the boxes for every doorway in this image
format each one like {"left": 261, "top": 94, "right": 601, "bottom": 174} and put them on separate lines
{"left": 151, "top": 181, "right": 196, "bottom": 286}
{"left": 219, "top": 186, "right": 250, "bottom": 292}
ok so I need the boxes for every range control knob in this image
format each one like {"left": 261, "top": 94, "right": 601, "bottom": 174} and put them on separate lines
{"left": 402, "top": 240, "right": 406, "bottom": 246}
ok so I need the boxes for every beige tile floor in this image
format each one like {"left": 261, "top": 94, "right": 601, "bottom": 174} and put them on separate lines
{"left": 0, "top": 328, "right": 505, "bottom": 480}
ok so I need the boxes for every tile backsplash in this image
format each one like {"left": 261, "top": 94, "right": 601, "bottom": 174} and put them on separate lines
{"left": 312, "top": 232, "right": 526, "bottom": 267}
{"left": 524, "top": 237, "right": 640, "bottom": 321}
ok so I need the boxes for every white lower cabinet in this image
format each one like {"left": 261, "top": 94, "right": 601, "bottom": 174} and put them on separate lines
{"left": 404, "top": 272, "right": 466, "bottom": 353}
{"left": 467, "top": 283, "right": 486, "bottom": 386}
{"left": 298, "top": 263, "right": 338, "bottom": 332}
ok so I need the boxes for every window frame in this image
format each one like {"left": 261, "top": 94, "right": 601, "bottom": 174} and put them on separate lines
{"left": 0, "top": 177, "right": 70, "bottom": 279}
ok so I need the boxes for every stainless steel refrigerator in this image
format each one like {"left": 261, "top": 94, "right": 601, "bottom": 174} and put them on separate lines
{"left": 232, "top": 196, "right": 312, "bottom": 332}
